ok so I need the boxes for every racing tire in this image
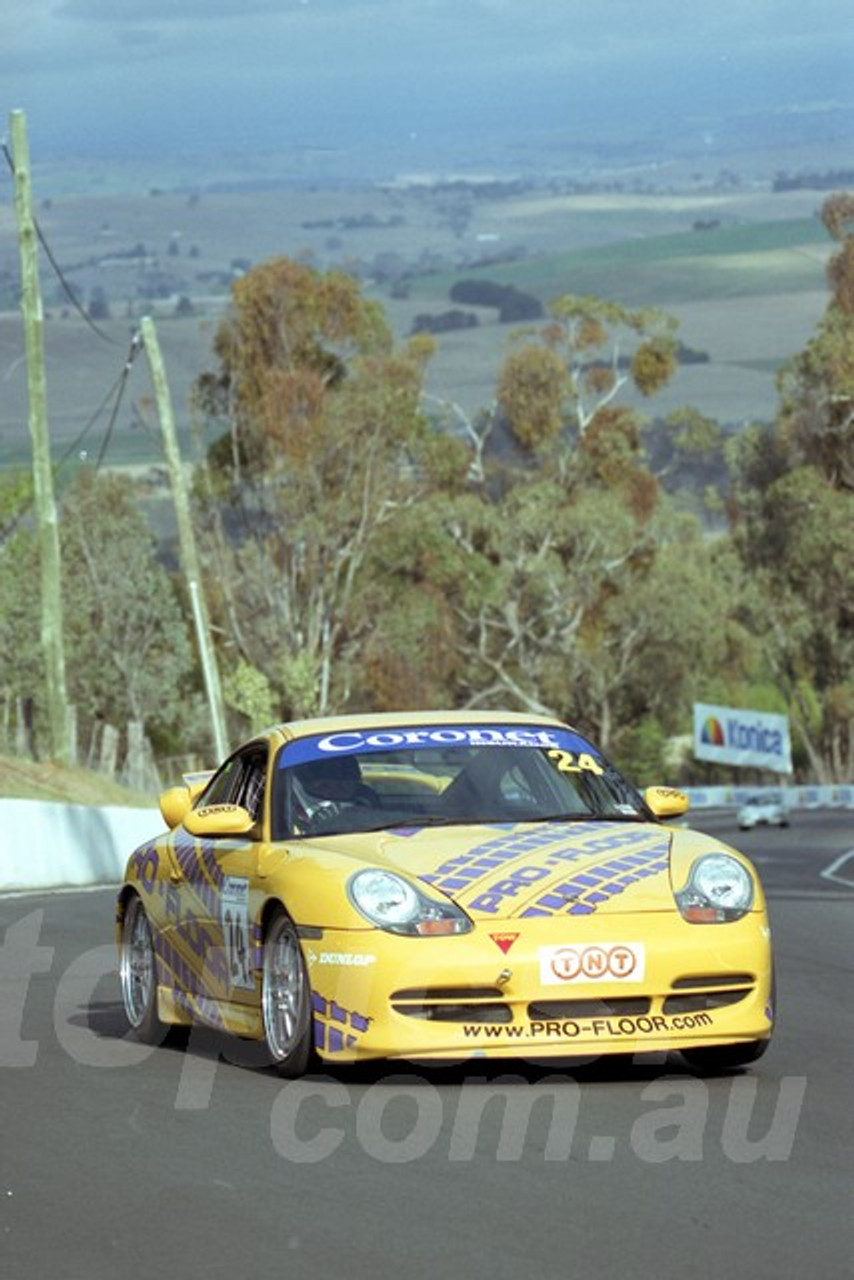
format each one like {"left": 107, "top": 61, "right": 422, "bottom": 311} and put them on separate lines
{"left": 261, "top": 910, "right": 313, "bottom": 1078}
{"left": 120, "top": 894, "right": 165, "bottom": 1044}
{"left": 681, "top": 1038, "right": 770, "bottom": 1074}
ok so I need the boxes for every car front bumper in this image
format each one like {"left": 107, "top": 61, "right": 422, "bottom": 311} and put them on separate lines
{"left": 303, "top": 911, "right": 774, "bottom": 1063}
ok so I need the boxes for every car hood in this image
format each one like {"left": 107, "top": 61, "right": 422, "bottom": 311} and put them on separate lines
{"left": 369, "top": 819, "right": 677, "bottom": 919}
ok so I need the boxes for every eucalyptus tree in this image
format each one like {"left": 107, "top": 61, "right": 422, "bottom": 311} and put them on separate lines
{"left": 496, "top": 294, "right": 679, "bottom": 465}
{"left": 776, "top": 192, "right": 854, "bottom": 491}
{"left": 728, "top": 193, "right": 854, "bottom": 781}
{"left": 193, "top": 257, "right": 441, "bottom": 723}
{"left": 59, "top": 471, "right": 199, "bottom": 759}
{"left": 0, "top": 470, "right": 198, "bottom": 761}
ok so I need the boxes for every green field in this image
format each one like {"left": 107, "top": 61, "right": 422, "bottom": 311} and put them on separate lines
{"left": 407, "top": 217, "right": 830, "bottom": 309}
{"left": 0, "top": 181, "right": 835, "bottom": 469}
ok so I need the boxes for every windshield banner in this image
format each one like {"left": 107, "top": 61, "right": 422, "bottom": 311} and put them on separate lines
{"left": 278, "top": 725, "right": 598, "bottom": 768}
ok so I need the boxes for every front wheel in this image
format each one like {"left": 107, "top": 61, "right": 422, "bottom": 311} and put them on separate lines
{"left": 261, "top": 911, "right": 313, "bottom": 1077}
{"left": 681, "top": 1039, "right": 769, "bottom": 1073}
{"left": 120, "top": 894, "right": 164, "bottom": 1043}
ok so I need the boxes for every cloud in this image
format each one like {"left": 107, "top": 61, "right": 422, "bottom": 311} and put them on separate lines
{"left": 2, "top": 0, "right": 852, "bottom": 162}
{"left": 57, "top": 0, "right": 290, "bottom": 18}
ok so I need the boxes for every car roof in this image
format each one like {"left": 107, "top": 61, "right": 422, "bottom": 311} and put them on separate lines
{"left": 259, "top": 708, "right": 572, "bottom": 749}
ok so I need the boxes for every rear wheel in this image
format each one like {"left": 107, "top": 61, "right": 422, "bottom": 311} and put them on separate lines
{"left": 261, "top": 911, "right": 313, "bottom": 1077}
{"left": 120, "top": 895, "right": 164, "bottom": 1043}
{"left": 681, "top": 1039, "right": 769, "bottom": 1073}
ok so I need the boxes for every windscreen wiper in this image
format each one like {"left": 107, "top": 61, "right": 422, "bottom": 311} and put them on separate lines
{"left": 357, "top": 813, "right": 507, "bottom": 832}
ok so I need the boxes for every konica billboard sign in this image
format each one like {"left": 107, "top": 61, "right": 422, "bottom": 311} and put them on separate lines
{"left": 693, "top": 703, "right": 793, "bottom": 774}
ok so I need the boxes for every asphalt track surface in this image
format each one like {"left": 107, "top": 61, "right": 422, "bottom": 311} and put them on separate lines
{"left": 1, "top": 810, "right": 852, "bottom": 1280}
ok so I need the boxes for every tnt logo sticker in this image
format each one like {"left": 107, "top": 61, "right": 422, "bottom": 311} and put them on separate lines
{"left": 539, "top": 942, "right": 645, "bottom": 985}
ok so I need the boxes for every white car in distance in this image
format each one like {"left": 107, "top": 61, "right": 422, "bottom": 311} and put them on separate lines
{"left": 737, "top": 791, "right": 789, "bottom": 830}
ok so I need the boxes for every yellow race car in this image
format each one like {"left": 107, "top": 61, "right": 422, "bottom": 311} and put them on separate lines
{"left": 117, "top": 711, "right": 773, "bottom": 1076}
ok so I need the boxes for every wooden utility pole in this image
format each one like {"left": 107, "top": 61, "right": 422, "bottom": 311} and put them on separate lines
{"left": 10, "top": 109, "right": 71, "bottom": 764}
{"left": 139, "top": 315, "right": 229, "bottom": 761}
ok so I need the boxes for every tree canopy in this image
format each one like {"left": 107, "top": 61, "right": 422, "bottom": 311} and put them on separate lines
{"left": 194, "top": 258, "right": 449, "bottom": 723}
{"left": 0, "top": 470, "right": 199, "bottom": 762}
{"left": 6, "top": 195, "right": 854, "bottom": 786}
{"left": 725, "top": 193, "right": 854, "bottom": 780}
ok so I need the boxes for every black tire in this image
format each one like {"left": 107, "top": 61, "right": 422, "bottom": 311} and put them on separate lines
{"left": 681, "top": 1038, "right": 770, "bottom": 1073}
{"left": 119, "top": 894, "right": 165, "bottom": 1043}
{"left": 261, "top": 910, "right": 313, "bottom": 1078}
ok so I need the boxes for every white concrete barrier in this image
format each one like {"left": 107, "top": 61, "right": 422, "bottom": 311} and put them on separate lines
{"left": 684, "top": 784, "right": 854, "bottom": 809}
{"left": 0, "top": 799, "right": 160, "bottom": 893}
{"left": 1, "top": 785, "right": 851, "bottom": 894}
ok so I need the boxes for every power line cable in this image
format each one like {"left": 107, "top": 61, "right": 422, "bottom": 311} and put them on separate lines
{"left": 53, "top": 330, "right": 143, "bottom": 472}
{"left": 0, "top": 332, "right": 143, "bottom": 544}
{"left": 93, "top": 330, "right": 143, "bottom": 467}
{"left": 2, "top": 139, "right": 121, "bottom": 346}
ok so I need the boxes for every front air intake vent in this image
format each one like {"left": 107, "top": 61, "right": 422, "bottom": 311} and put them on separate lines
{"left": 391, "top": 986, "right": 504, "bottom": 1001}
{"left": 664, "top": 990, "right": 750, "bottom": 1014}
{"left": 390, "top": 986, "right": 512, "bottom": 1023}
{"left": 670, "top": 973, "right": 754, "bottom": 990}
{"left": 528, "top": 997, "right": 651, "bottom": 1019}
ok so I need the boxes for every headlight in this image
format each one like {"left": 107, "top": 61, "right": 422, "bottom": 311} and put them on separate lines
{"left": 675, "top": 853, "right": 754, "bottom": 923}
{"left": 348, "top": 869, "right": 472, "bottom": 936}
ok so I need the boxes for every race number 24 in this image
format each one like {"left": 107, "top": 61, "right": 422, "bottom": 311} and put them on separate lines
{"left": 547, "top": 748, "right": 604, "bottom": 776}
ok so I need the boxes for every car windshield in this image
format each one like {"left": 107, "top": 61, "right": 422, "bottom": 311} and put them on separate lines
{"left": 272, "top": 723, "right": 647, "bottom": 838}
{"left": 746, "top": 792, "right": 781, "bottom": 806}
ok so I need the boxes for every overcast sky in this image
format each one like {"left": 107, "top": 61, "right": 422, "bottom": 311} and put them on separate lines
{"left": 3, "top": 0, "right": 853, "bottom": 170}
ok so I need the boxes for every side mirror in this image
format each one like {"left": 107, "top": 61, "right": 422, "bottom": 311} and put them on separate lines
{"left": 159, "top": 785, "right": 192, "bottom": 829}
{"left": 644, "top": 786, "right": 690, "bottom": 819}
{"left": 159, "top": 771, "right": 215, "bottom": 829}
{"left": 183, "top": 803, "right": 256, "bottom": 838}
